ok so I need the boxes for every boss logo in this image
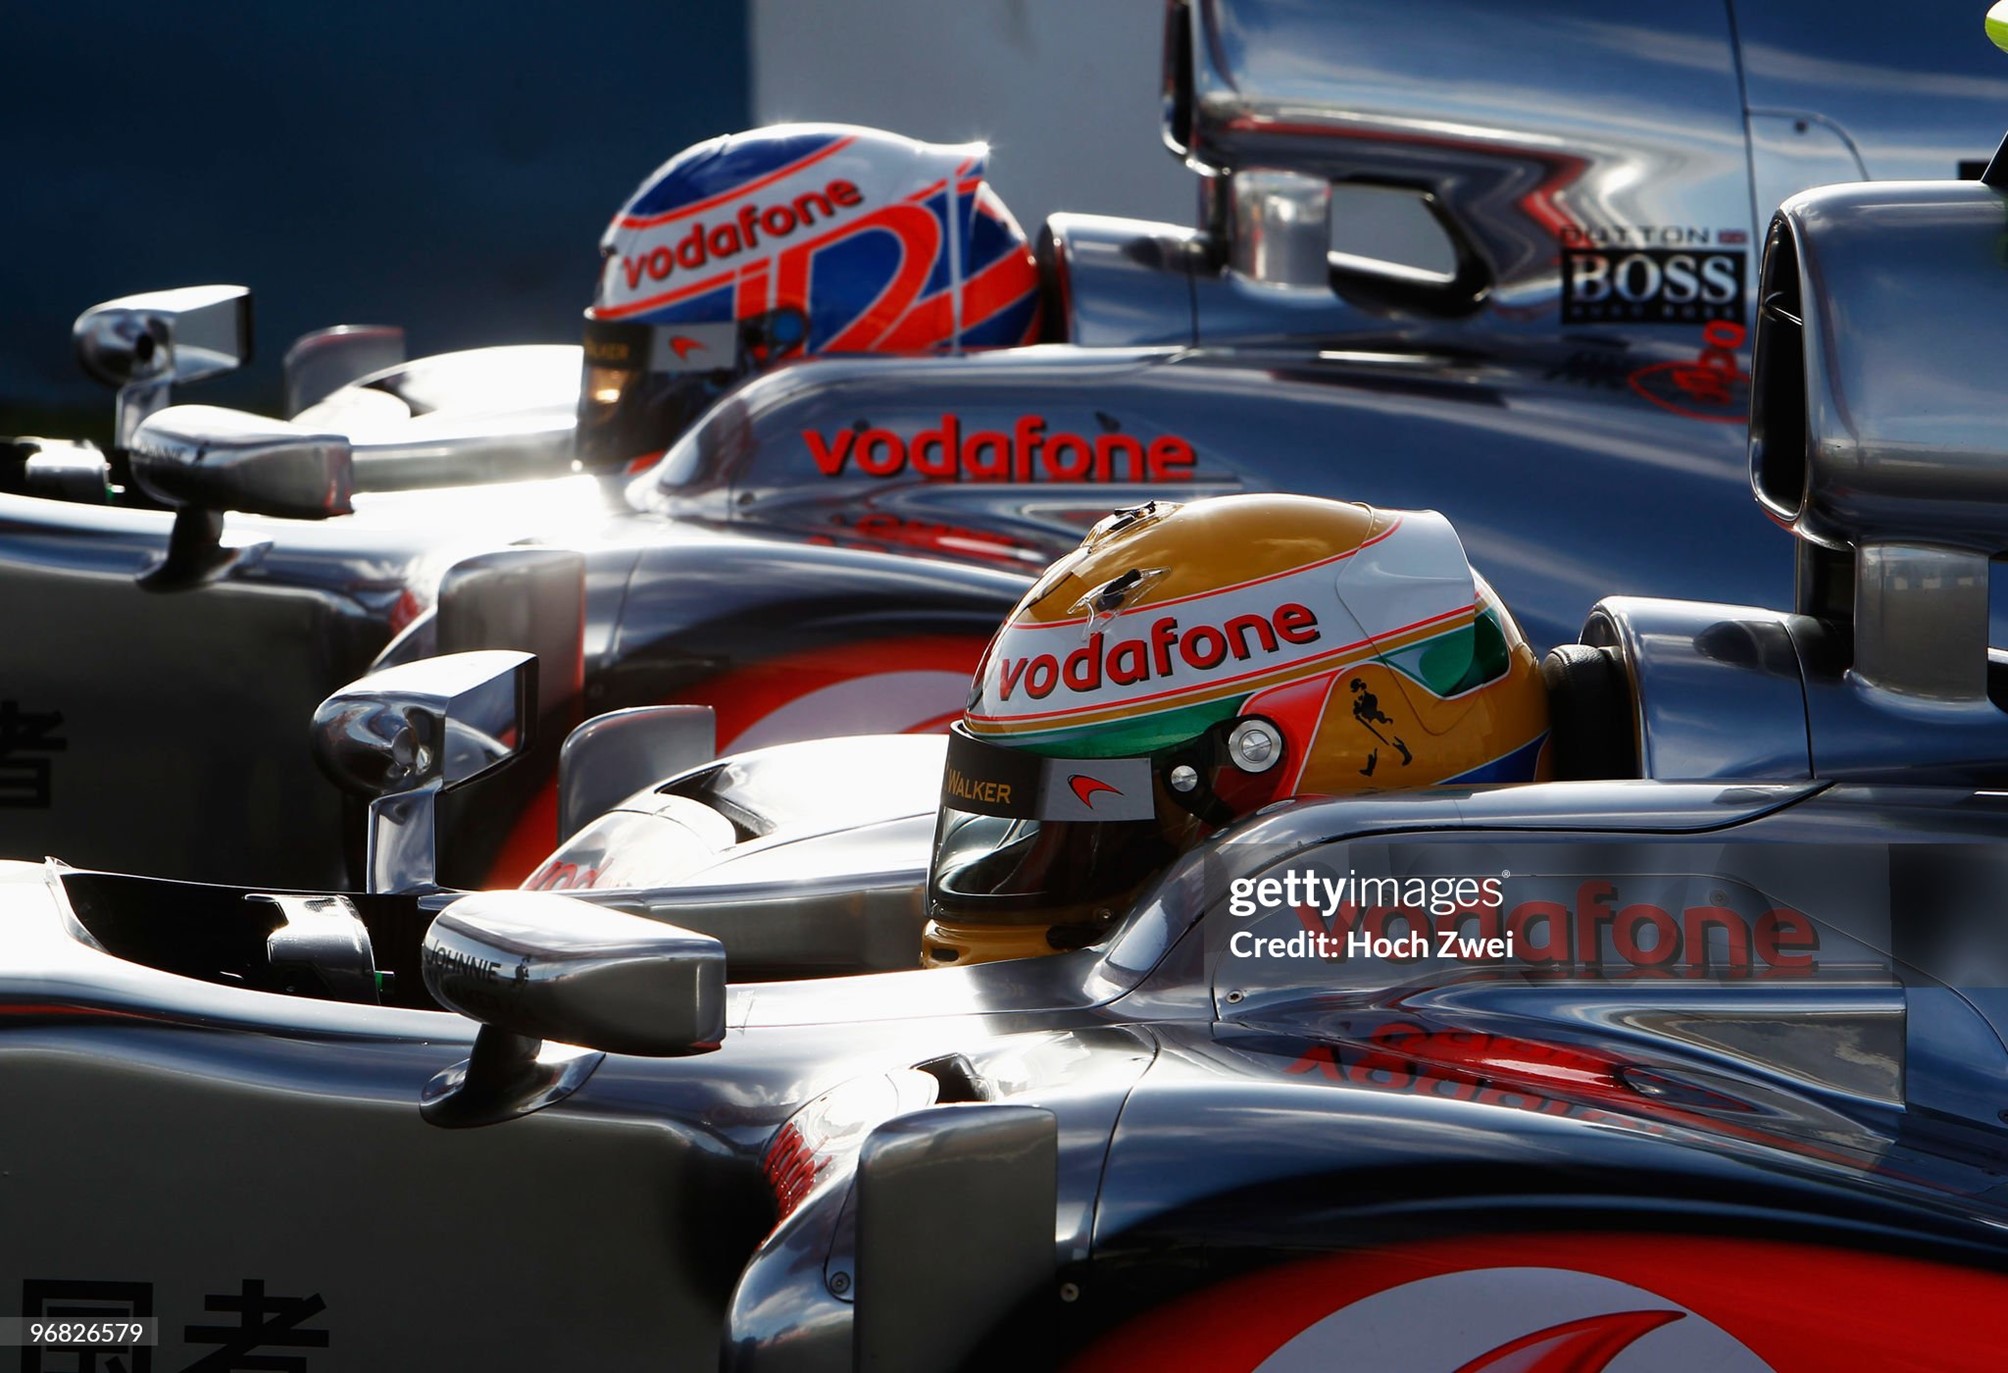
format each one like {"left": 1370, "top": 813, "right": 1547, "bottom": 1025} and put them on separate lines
{"left": 1562, "top": 247, "right": 1744, "bottom": 323}
{"left": 1559, "top": 226, "right": 1746, "bottom": 325}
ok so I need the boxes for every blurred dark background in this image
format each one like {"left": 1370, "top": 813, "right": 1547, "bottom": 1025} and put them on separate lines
{"left": 0, "top": 1, "right": 752, "bottom": 440}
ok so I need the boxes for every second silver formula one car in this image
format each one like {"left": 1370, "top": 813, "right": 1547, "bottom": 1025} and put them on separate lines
{"left": 3, "top": 0, "right": 2001, "bottom": 902}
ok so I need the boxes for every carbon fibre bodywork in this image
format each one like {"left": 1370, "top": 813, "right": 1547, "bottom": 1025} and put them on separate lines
{"left": 2, "top": 0, "right": 2003, "bottom": 894}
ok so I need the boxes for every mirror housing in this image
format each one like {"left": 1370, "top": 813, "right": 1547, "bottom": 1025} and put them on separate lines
{"left": 314, "top": 649, "right": 535, "bottom": 798}
{"left": 311, "top": 650, "right": 535, "bottom": 892}
{"left": 419, "top": 891, "right": 726, "bottom": 1128}
{"left": 73, "top": 285, "right": 252, "bottom": 448}
{"left": 130, "top": 404, "right": 354, "bottom": 520}
{"left": 422, "top": 890, "right": 727, "bottom": 1056}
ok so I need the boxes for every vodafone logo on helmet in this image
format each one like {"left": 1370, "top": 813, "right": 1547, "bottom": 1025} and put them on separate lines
{"left": 995, "top": 603, "right": 1321, "bottom": 704}
{"left": 973, "top": 554, "right": 1363, "bottom": 728}
{"left": 617, "top": 178, "right": 865, "bottom": 294}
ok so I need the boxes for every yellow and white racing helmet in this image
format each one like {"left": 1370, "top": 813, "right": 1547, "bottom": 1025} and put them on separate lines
{"left": 922, "top": 494, "right": 1552, "bottom": 966}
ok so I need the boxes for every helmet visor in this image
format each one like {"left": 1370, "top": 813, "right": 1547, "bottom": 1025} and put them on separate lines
{"left": 576, "top": 316, "right": 741, "bottom": 473}
{"left": 927, "top": 727, "right": 1185, "bottom": 928}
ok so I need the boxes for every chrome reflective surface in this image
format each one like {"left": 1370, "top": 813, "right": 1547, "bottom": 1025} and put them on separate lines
{"left": 72, "top": 285, "right": 250, "bottom": 388}
{"left": 1733, "top": 0, "right": 2008, "bottom": 181}
{"left": 537, "top": 735, "right": 945, "bottom": 976}
{"left": 632, "top": 863, "right": 932, "bottom": 980}
{"left": 1754, "top": 182, "right": 2008, "bottom": 706}
{"left": 251, "top": 891, "right": 380, "bottom": 1005}
{"left": 1758, "top": 181, "right": 2008, "bottom": 550}
{"left": 647, "top": 343, "right": 1780, "bottom": 656}
{"left": 1747, "top": 111, "right": 1865, "bottom": 238}
{"left": 311, "top": 649, "right": 534, "bottom": 892}
{"left": 1040, "top": 213, "right": 1201, "bottom": 347}
{"left": 12, "top": 775, "right": 2008, "bottom": 1366}
{"left": 16, "top": 438, "right": 111, "bottom": 503}
{"left": 1795, "top": 650, "right": 2008, "bottom": 787}
{"left": 419, "top": 1028, "right": 605, "bottom": 1128}
{"left": 310, "top": 649, "right": 533, "bottom": 799}
{"left": 15, "top": 20, "right": 2008, "bottom": 1362}
{"left": 557, "top": 705, "right": 716, "bottom": 842}
{"left": 1227, "top": 168, "right": 1330, "bottom": 288}
{"left": 1712, "top": 180, "right": 2008, "bottom": 783}
{"left": 1854, "top": 542, "right": 1990, "bottom": 701}
{"left": 1583, "top": 597, "right": 1812, "bottom": 780}
{"left": 429, "top": 547, "right": 588, "bottom": 883}
{"left": 851, "top": 1105, "right": 1057, "bottom": 1373}
{"left": 423, "top": 890, "right": 727, "bottom": 1055}
{"left": 295, "top": 344, "right": 581, "bottom": 491}
{"left": 129, "top": 404, "right": 355, "bottom": 519}
{"left": 1172, "top": 0, "right": 1752, "bottom": 336}
{"left": 15, "top": 0, "right": 2008, "bottom": 891}
{"left": 282, "top": 323, "right": 405, "bottom": 418}
{"left": 72, "top": 284, "right": 252, "bottom": 449}
{"left": 2, "top": 860, "right": 747, "bottom": 1369}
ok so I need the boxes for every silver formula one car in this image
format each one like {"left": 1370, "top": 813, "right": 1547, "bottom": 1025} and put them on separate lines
{"left": 5, "top": 0, "right": 2007, "bottom": 898}
{"left": 7, "top": 140, "right": 2008, "bottom": 1368}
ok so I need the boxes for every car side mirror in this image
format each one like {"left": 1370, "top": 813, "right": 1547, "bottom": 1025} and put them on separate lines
{"left": 419, "top": 890, "right": 726, "bottom": 1128}
{"left": 73, "top": 284, "right": 252, "bottom": 449}
{"left": 127, "top": 404, "right": 354, "bottom": 590}
{"left": 311, "top": 649, "right": 535, "bottom": 893}
{"left": 130, "top": 405, "right": 354, "bottom": 519}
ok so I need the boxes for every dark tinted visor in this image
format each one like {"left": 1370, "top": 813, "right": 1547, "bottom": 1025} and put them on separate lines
{"left": 576, "top": 310, "right": 812, "bottom": 474}
{"left": 576, "top": 315, "right": 738, "bottom": 474}
{"left": 927, "top": 727, "right": 1186, "bottom": 928}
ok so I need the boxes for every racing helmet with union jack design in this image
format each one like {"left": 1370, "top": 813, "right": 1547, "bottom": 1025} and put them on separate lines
{"left": 578, "top": 123, "right": 1042, "bottom": 473}
{"left": 923, "top": 494, "right": 1552, "bottom": 967}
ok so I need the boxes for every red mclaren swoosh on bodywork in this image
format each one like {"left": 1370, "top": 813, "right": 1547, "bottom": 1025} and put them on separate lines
{"left": 1455, "top": 1310, "right": 1683, "bottom": 1373}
